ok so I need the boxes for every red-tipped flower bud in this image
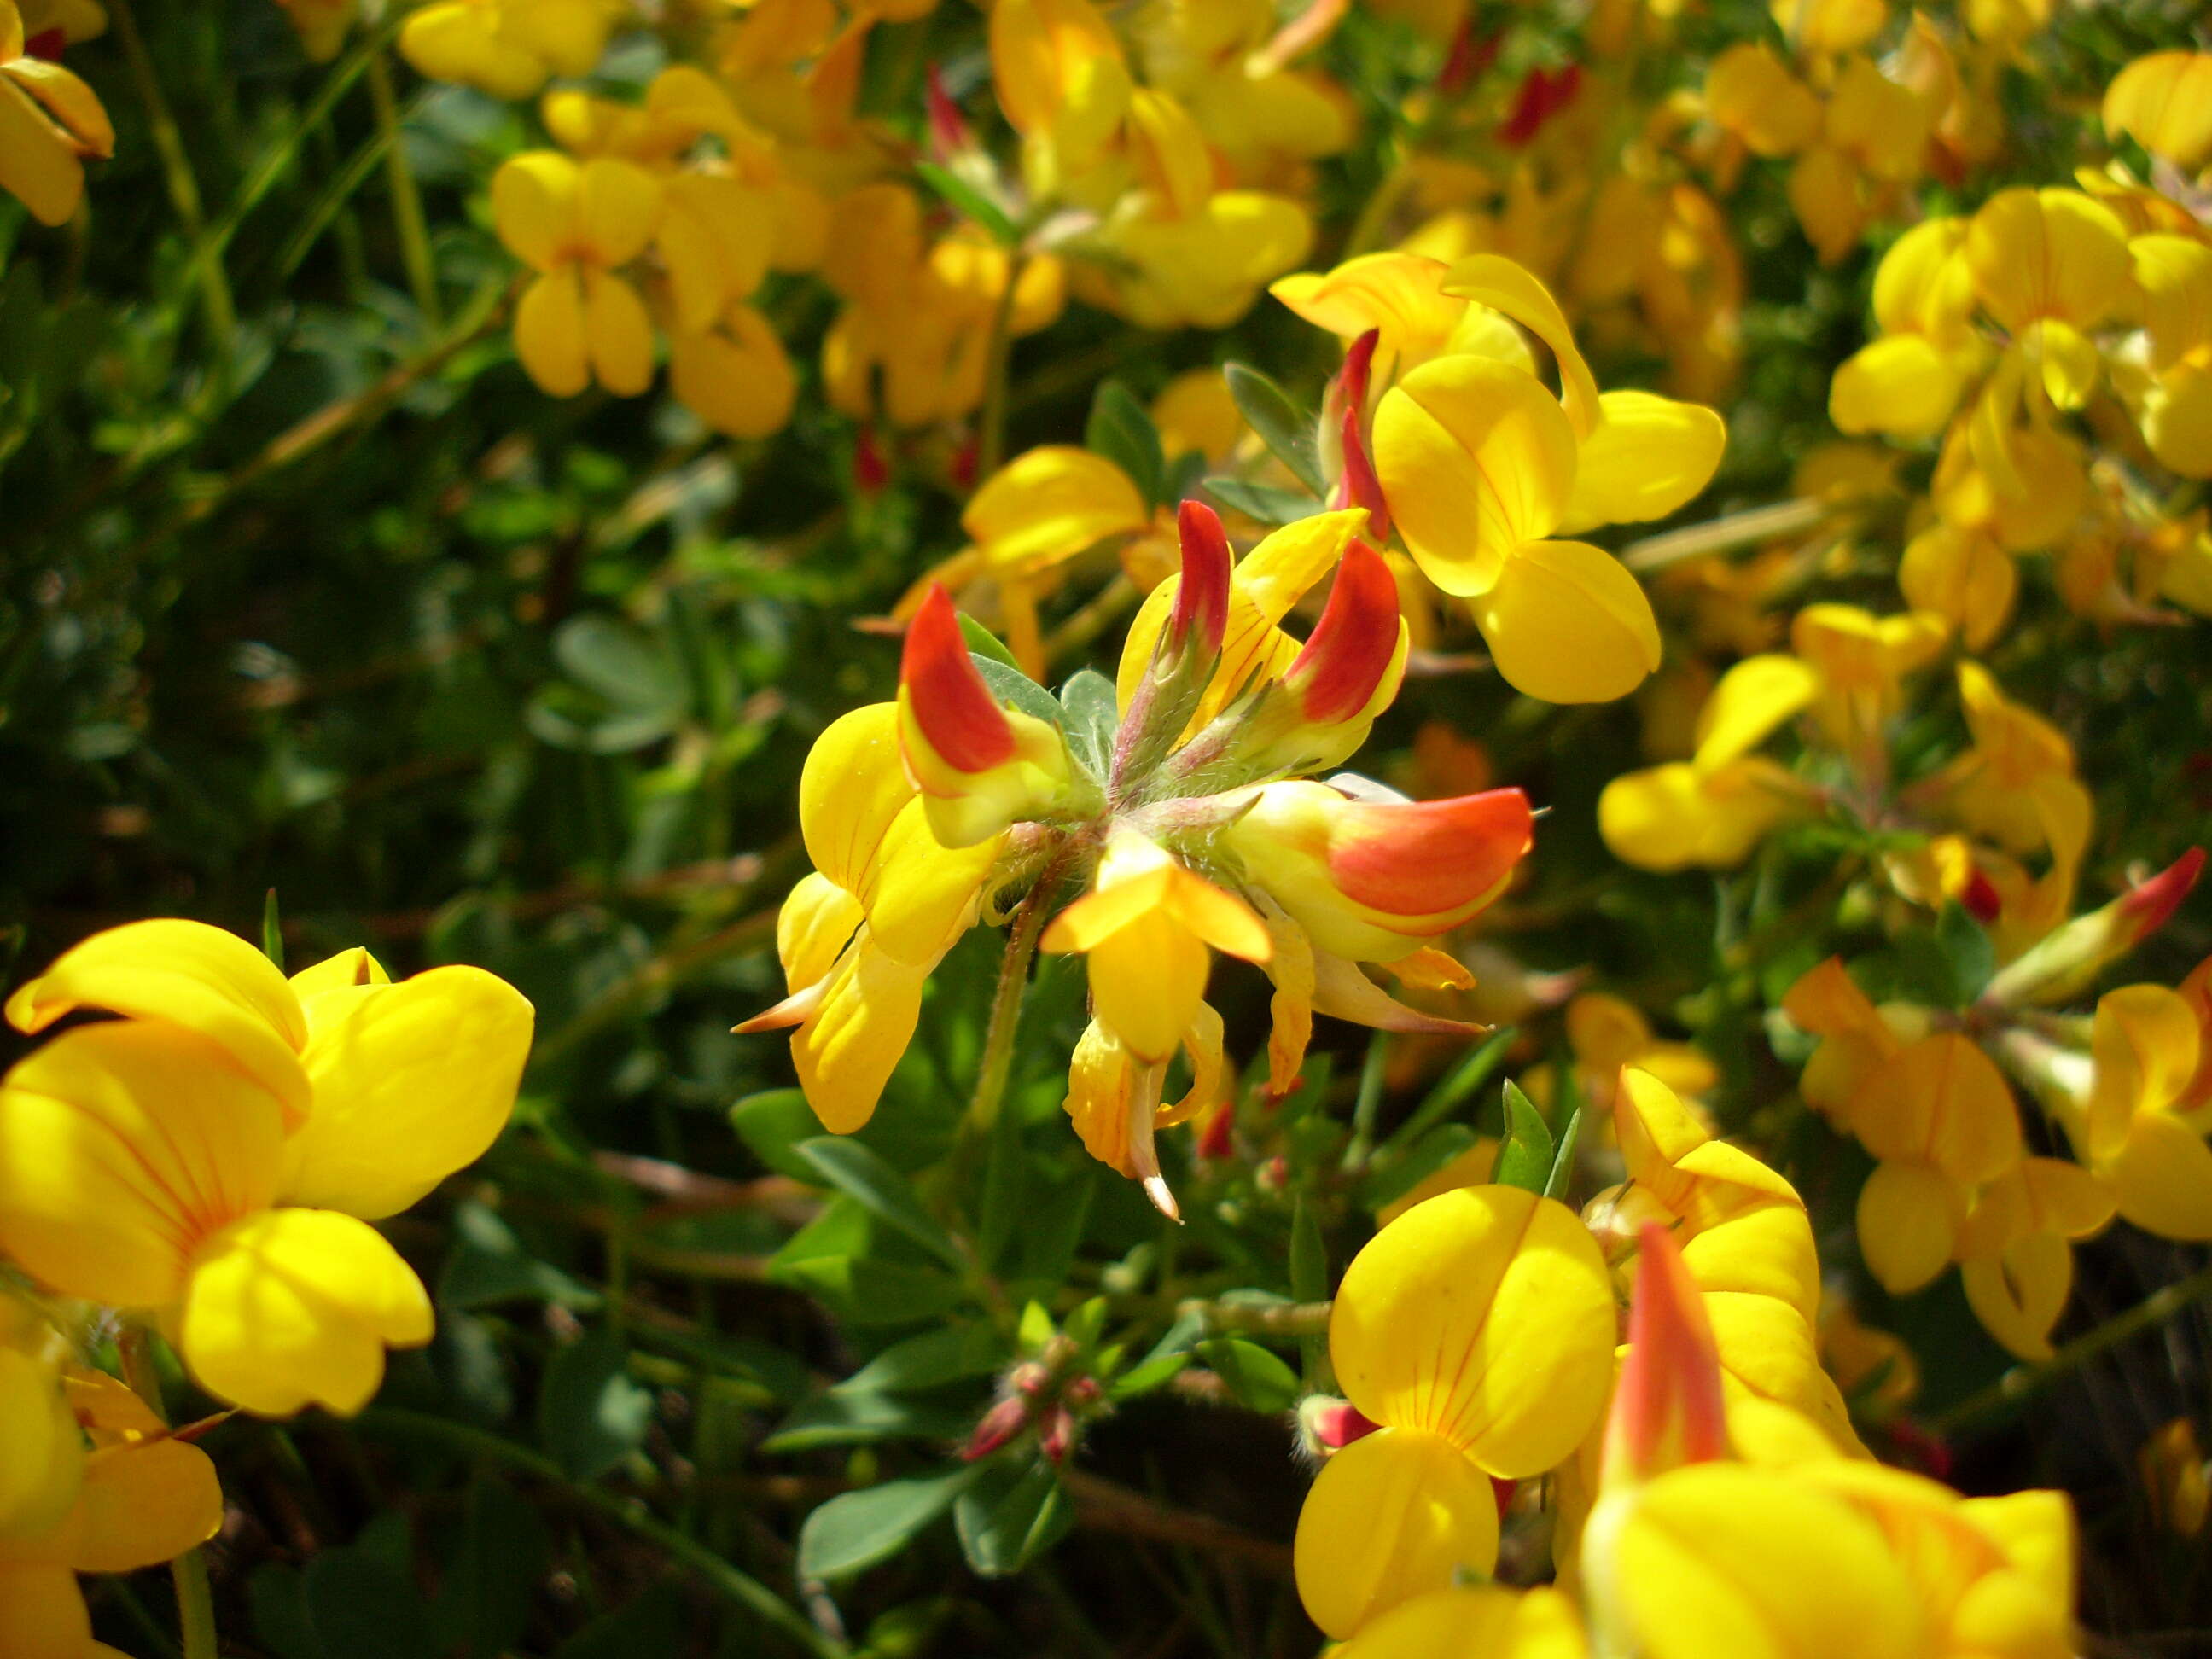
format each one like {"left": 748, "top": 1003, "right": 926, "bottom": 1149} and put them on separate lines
{"left": 1602, "top": 1222, "right": 1727, "bottom": 1490}
{"left": 963, "top": 1394, "right": 1033, "bottom": 1462}
{"left": 925, "top": 64, "right": 974, "bottom": 160}
{"left": 1986, "top": 847, "right": 2205, "bottom": 1008}
{"left": 1282, "top": 542, "right": 1401, "bottom": 727}
{"left": 1169, "top": 499, "right": 1232, "bottom": 661}
{"left": 902, "top": 585, "right": 1016, "bottom": 776}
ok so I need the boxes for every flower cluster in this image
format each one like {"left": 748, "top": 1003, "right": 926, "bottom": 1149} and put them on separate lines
{"left": 746, "top": 498, "right": 1534, "bottom": 1213}
{"left": 1285, "top": 1082, "right": 2080, "bottom": 1657}
{"left": 0, "top": 922, "right": 531, "bottom": 1656}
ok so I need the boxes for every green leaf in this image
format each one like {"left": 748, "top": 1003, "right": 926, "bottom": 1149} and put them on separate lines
{"left": 1493, "top": 1080, "right": 1555, "bottom": 1194}
{"left": 730, "top": 1089, "right": 828, "bottom": 1182}
{"left": 795, "top": 1138, "right": 966, "bottom": 1270}
{"left": 839, "top": 1324, "right": 1010, "bottom": 1395}
{"left": 538, "top": 1328, "right": 655, "bottom": 1481}
{"left": 1105, "top": 1352, "right": 1187, "bottom": 1400}
{"left": 262, "top": 888, "right": 285, "bottom": 969}
{"left": 549, "top": 1586, "right": 688, "bottom": 1659}
{"left": 914, "top": 160, "right": 1019, "bottom": 245}
{"left": 552, "top": 614, "right": 688, "bottom": 713}
{"left": 1223, "top": 364, "right": 1324, "bottom": 494}
{"left": 777, "top": 1254, "right": 967, "bottom": 1327}
{"left": 1360, "top": 1124, "right": 1479, "bottom": 1213}
{"left": 1934, "top": 902, "right": 1998, "bottom": 1007}
{"left": 437, "top": 1203, "right": 601, "bottom": 1313}
{"left": 797, "top": 1466, "right": 980, "bottom": 1581}
{"left": 1058, "top": 668, "right": 1120, "bottom": 782}
{"left": 248, "top": 1562, "right": 324, "bottom": 1659}
{"left": 1201, "top": 475, "right": 1320, "bottom": 525}
{"left": 1545, "top": 1106, "right": 1584, "bottom": 1202}
{"left": 431, "top": 1476, "right": 551, "bottom": 1659}
{"left": 958, "top": 614, "right": 1022, "bottom": 672}
{"left": 972, "top": 655, "right": 1068, "bottom": 731}
{"left": 763, "top": 1389, "right": 982, "bottom": 1453}
{"left": 1196, "top": 1337, "right": 1302, "bottom": 1413}
{"left": 1380, "top": 1027, "right": 1516, "bottom": 1161}
{"left": 303, "top": 1514, "right": 435, "bottom": 1659}
{"left": 1085, "top": 380, "right": 1166, "bottom": 508}
{"left": 954, "top": 1460, "right": 1074, "bottom": 1577}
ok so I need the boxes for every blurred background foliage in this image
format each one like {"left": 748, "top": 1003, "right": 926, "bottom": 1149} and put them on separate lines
{"left": 3, "top": 0, "right": 2211, "bottom": 1655}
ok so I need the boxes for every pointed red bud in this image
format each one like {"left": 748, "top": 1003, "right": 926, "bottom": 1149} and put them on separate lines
{"left": 1039, "top": 1405, "right": 1076, "bottom": 1463}
{"left": 925, "top": 64, "right": 973, "bottom": 160}
{"left": 1603, "top": 1221, "right": 1727, "bottom": 1489}
{"left": 26, "top": 26, "right": 67, "bottom": 58}
{"left": 2120, "top": 847, "right": 2203, "bottom": 941}
{"left": 1169, "top": 499, "right": 1232, "bottom": 658}
{"left": 902, "top": 585, "right": 1016, "bottom": 773}
{"left": 1281, "top": 541, "right": 1402, "bottom": 725}
{"left": 1330, "top": 406, "right": 1392, "bottom": 540}
{"left": 1437, "top": 21, "right": 1495, "bottom": 96}
{"left": 1317, "top": 786, "right": 1534, "bottom": 922}
{"left": 1499, "top": 62, "right": 1582, "bottom": 148}
{"left": 1196, "top": 1096, "right": 1237, "bottom": 1161}
{"left": 1305, "top": 1398, "right": 1380, "bottom": 1450}
{"left": 963, "top": 1394, "right": 1032, "bottom": 1462}
{"left": 853, "top": 425, "right": 890, "bottom": 495}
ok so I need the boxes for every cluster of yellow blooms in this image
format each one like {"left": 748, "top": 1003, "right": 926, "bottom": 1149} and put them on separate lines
{"left": 1289, "top": 1083, "right": 2081, "bottom": 1657}
{"left": 0, "top": 923, "right": 532, "bottom": 1656}
{"left": 747, "top": 499, "right": 1533, "bottom": 1212}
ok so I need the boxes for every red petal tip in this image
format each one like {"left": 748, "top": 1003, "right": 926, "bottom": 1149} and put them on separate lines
{"left": 1171, "top": 499, "right": 1231, "bottom": 655}
{"left": 1605, "top": 1221, "right": 1727, "bottom": 1485}
{"left": 1323, "top": 785, "right": 1533, "bottom": 921}
{"left": 902, "top": 585, "right": 1016, "bottom": 772}
{"left": 1284, "top": 540, "right": 1401, "bottom": 725}
{"left": 2122, "top": 847, "right": 2204, "bottom": 938}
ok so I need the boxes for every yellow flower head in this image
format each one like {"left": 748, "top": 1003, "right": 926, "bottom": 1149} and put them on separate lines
{"left": 1295, "top": 1184, "right": 1615, "bottom": 1638}
{"left": 0, "top": 922, "right": 534, "bottom": 1416}
{"left": 400, "top": 0, "right": 621, "bottom": 102}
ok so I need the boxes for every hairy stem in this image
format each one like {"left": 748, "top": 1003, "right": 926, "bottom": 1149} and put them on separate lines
{"left": 965, "top": 857, "right": 1063, "bottom": 1138}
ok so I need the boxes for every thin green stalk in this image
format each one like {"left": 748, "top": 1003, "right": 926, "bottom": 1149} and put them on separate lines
{"left": 963, "top": 849, "right": 1068, "bottom": 1138}
{"left": 117, "top": 1330, "right": 220, "bottom": 1659}
{"left": 975, "top": 252, "right": 1030, "bottom": 483}
{"left": 1931, "top": 1261, "right": 2212, "bottom": 1435}
{"left": 108, "top": 0, "right": 237, "bottom": 359}
{"left": 358, "top": 1407, "right": 847, "bottom": 1658}
{"left": 364, "top": 48, "right": 442, "bottom": 330}
{"left": 1621, "top": 498, "right": 1830, "bottom": 573}
{"left": 1338, "top": 1030, "right": 1392, "bottom": 1173}
{"left": 1176, "top": 1297, "right": 1331, "bottom": 1339}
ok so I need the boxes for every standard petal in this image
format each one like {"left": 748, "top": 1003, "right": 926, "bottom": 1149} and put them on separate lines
{"left": 1332, "top": 1185, "right": 1615, "bottom": 1477}
{"left": 489, "top": 150, "right": 579, "bottom": 273}
{"left": 1375, "top": 356, "right": 1576, "bottom": 597}
{"left": 2104, "top": 1110, "right": 2212, "bottom": 1242}
{"left": 178, "top": 1208, "right": 434, "bottom": 1417}
{"left": 280, "top": 967, "right": 534, "bottom": 1220}
{"left": 6, "top": 917, "right": 310, "bottom": 1122}
{"left": 0, "top": 1022, "right": 286, "bottom": 1309}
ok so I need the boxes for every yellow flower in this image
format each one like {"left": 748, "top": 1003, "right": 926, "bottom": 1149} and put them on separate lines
{"left": 399, "top": 0, "right": 621, "bottom": 101}
{"left": 0, "top": 1370, "right": 223, "bottom": 1659}
{"left": 1295, "top": 1185, "right": 1615, "bottom": 1639}
{"left": 1851, "top": 1033, "right": 2023, "bottom": 1295}
{"left": 2103, "top": 51, "right": 2212, "bottom": 172}
{"left": 2075, "top": 975, "right": 2212, "bottom": 1241}
{"left": 990, "top": 0, "right": 1132, "bottom": 197}
{"left": 0, "top": 921, "right": 534, "bottom": 1415}
{"left": 1790, "top": 602, "right": 1949, "bottom": 770}
{"left": 1955, "top": 1156, "right": 2114, "bottom": 1359}
{"left": 492, "top": 151, "right": 663, "bottom": 399}
{"left": 0, "top": 0, "right": 113, "bottom": 227}
{"left": 1598, "top": 653, "right": 1822, "bottom": 872}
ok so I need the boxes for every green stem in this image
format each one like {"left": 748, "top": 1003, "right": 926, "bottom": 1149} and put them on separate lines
{"left": 1930, "top": 1261, "right": 2212, "bottom": 1435}
{"left": 975, "top": 252, "right": 1030, "bottom": 483}
{"left": 357, "top": 1407, "right": 847, "bottom": 1658}
{"left": 108, "top": 0, "right": 237, "bottom": 360}
{"left": 1177, "top": 1297, "right": 1332, "bottom": 1339}
{"left": 964, "top": 864, "right": 1060, "bottom": 1138}
{"left": 116, "top": 1330, "right": 220, "bottom": 1659}
{"left": 1338, "top": 1030, "right": 1392, "bottom": 1173}
{"left": 364, "top": 47, "right": 442, "bottom": 331}
{"left": 1620, "top": 498, "right": 1831, "bottom": 574}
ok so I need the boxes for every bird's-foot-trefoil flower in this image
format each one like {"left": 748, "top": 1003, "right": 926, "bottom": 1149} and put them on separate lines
{"left": 0, "top": 0, "right": 112, "bottom": 227}
{"left": 0, "top": 1367, "right": 223, "bottom": 1659}
{"left": 0, "top": 921, "right": 534, "bottom": 1417}
{"left": 748, "top": 501, "right": 1534, "bottom": 1214}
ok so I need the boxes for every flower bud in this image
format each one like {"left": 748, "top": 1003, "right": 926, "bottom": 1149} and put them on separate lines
{"left": 963, "top": 1394, "right": 1033, "bottom": 1461}
{"left": 1227, "top": 778, "right": 1532, "bottom": 963}
{"left": 1602, "top": 1222, "right": 1728, "bottom": 1492}
{"left": 896, "top": 584, "right": 1084, "bottom": 847}
{"left": 1982, "top": 847, "right": 2203, "bottom": 1008}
